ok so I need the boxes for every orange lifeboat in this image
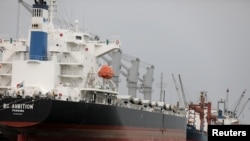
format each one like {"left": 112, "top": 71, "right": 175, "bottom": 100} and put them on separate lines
{"left": 98, "top": 65, "right": 114, "bottom": 79}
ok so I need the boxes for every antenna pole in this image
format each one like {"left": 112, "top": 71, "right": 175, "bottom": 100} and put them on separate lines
{"left": 160, "top": 73, "right": 163, "bottom": 101}
{"left": 226, "top": 89, "right": 229, "bottom": 113}
{"left": 16, "top": 2, "right": 21, "bottom": 39}
{"left": 49, "top": 0, "right": 54, "bottom": 23}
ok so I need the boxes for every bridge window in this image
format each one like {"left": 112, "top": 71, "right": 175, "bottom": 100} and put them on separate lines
{"left": 76, "top": 36, "right": 82, "bottom": 40}
{"left": 32, "top": 9, "right": 42, "bottom": 17}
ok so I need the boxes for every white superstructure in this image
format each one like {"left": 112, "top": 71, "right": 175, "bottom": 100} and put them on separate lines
{"left": 0, "top": 0, "right": 120, "bottom": 102}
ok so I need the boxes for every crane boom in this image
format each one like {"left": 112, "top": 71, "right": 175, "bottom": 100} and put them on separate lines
{"left": 172, "top": 74, "right": 183, "bottom": 107}
{"left": 18, "top": 0, "right": 32, "bottom": 14}
{"left": 178, "top": 74, "right": 188, "bottom": 107}
{"left": 237, "top": 98, "right": 250, "bottom": 117}
{"left": 232, "top": 89, "right": 246, "bottom": 117}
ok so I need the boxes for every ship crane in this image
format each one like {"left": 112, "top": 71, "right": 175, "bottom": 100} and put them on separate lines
{"left": 119, "top": 54, "right": 154, "bottom": 100}
{"left": 121, "top": 57, "right": 140, "bottom": 99}
{"left": 138, "top": 64, "right": 154, "bottom": 100}
{"left": 100, "top": 50, "right": 154, "bottom": 100}
{"left": 237, "top": 97, "right": 250, "bottom": 118}
{"left": 172, "top": 74, "right": 184, "bottom": 108}
{"left": 18, "top": 0, "right": 32, "bottom": 13}
{"left": 178, "top": 74, "right": 188, "bottom": 108}
{"left": 231, "top": 89, "right": 246, "bottom": 118}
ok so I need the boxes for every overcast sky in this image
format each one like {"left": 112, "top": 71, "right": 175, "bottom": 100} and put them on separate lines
{"left": 1, "top": 0, "right": 250, "bottom": 124}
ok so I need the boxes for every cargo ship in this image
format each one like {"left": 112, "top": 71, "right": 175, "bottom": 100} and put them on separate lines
{"left": 186, "top": 90, "right": 241, "bottom": 141}
{"left": 0, "top": 0, "right": 186, "bottom": 141}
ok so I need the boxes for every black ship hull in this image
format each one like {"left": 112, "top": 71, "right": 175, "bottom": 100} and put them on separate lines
{"left": 186, "top": 125, "right": 207, "bottom": 141}
{"left": 0, "top": 98, "right": 186, "bottom": 141}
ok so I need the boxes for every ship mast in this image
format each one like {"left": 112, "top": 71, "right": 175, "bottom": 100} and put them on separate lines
{"left": 16, "top": 2, "right": 21, "bottom": 39}
{"left": 48, "top": 0, "right": 56, "bottom": 23}
{"left": 160, "top": 72, "right": 163, "bottom": 101}
{"left": 225, "top": 88, "right": 229, "bottom": 113}
{"left": 47, "top": 0, "right": 56, "bottom": 30}
{"left": 159, "top": 72, "right": 167, "bottom": 102}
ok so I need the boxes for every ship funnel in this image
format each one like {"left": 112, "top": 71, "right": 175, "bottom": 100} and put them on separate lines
{"left": 29, "top": 0, "right": 49, "bottom": 60}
